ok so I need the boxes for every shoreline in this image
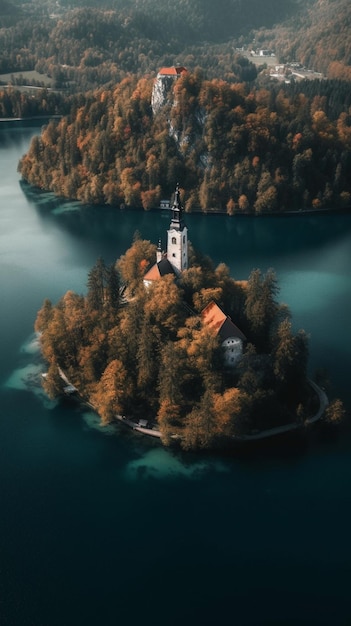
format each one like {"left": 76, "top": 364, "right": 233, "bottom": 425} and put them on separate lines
{"left": 57, "top": 369, "right": 328, "bottom": 446}
{"left": 19, "top": 177, "right": 351, "bottom": 218}
{"left": 233, "top": 380, "right": 328, "bottom": 442}
{"left": 0, "top": 115, "right": 62, "bottom": 123}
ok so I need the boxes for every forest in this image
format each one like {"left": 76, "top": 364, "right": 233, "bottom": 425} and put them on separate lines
{"left": 36, "top": 237, "right": 313, "bottom": 450}
{"left": 0, "top": 2, "right": 262, "bottom": 91}
{"left": 0, "top": 87, "right": 70, "bottom": 118}
{"left": 18, "top": 73, "right": 351, "bottom": 213}
{"left": 2, "top": 1, "right": 351, "bottom": 213}
{"left": 256, "top": 0, "right": 351, "bottom": 81}
{"left": 0, "top": 1, "right": 350, "bottom": 91}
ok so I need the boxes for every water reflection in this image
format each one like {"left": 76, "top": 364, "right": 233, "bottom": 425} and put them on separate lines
{"left": 19, "top": 179, "right": 351, "bottom": 271}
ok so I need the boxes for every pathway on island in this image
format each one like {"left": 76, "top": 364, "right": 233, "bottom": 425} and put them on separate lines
{"left": 57, "top": 367, "right": 328, "bottom": 444}
{"left": 234, "top": 379, "right": 329, "bottom": 442}
{"left": 115, "top": 415, "right": 162, "bottom": 438}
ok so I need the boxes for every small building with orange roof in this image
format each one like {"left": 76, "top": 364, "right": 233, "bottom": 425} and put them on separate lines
{"left": 152, "top": 67, "right": 188, "bottom": 115}
{"left": 201, "top": 301, "right": 246, "bottom": 367}
{"left": 157, "top": 66, "right": 187, "bottom": 78}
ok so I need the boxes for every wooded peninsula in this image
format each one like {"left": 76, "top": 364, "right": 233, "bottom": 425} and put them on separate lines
{"left": 18, "top": 71, "right": 351, "bottom": 214}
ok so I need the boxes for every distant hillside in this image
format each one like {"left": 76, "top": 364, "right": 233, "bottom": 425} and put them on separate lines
{"left": 0, "top": 0, "right": 20, "bottom": 26}
{"left": 0, "top": 0, "right": 17, "bottom": 12}
{"left": 1, "top": 0, "right": 349, "bottom": 89}
{"left": 59, "top": 0, "right": 299, "bottom": 42}
{"left": 254, "top": 0, "right": 351, "bottom": 79}
{"left": 0, "top": 2, "right": 263, "bottom": 89}
{"left": 110, "top": 0, "right": 299, "bottom": 43}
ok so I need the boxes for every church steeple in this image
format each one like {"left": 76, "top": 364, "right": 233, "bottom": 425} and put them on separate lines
{"left": 167, "top": 183, "right": 188, "bottom": 273}
{"left": 156, "top": 237, "right": 162, "bottom": 262}
{"left": 170, "top": 182, "right": 184, "bottom": 230}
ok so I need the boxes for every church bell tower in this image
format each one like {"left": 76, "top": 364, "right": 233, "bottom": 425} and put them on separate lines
{"left": 167, "top": 183, "right": 188, "bottom": 274}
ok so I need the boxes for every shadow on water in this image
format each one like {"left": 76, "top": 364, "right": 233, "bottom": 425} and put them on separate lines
{"left": 189, "top": 210, "right": 351, "bottom": 269}
{"left": 139, "top": 421, "right": 347, "bottom": 476}
{"left": 19, "top": 180, "right": 156, "bottom": 261}
{"left": 20, "top": 180, "right": 351, "bottom": 259}
{"left": 182, "top": 410, "right": 351, "bottom": 475}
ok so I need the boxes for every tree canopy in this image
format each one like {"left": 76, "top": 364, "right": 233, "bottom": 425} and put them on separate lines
{"left": 1, "top": 0, "right": 350, "bottom": 90}
{"left": 18, "top": 72, "right": 351, "bottom": 213}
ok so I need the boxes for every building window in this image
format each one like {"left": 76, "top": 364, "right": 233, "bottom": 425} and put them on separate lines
{"left": 183, "top": 235, "right": 186, "bottom": 244}
{"left": 172, "top": 237, "right": 176, "bottom": 244}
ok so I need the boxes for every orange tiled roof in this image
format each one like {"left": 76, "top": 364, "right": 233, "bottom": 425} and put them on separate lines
{"left": 201, "top": 301, "right": 227, "bottom": 332}
{"left": 158, "top": 66, "right": 187, "bottom": 76}
{"left": 201, "top": 301, "right": 246, "bottom": 342}
{"left": 144, "top": 258, "right": 176, "bottom": 282}
{"left": 143, "top": 263, "right": 161, "bottom": 282}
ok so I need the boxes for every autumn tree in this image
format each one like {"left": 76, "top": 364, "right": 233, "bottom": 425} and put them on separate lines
{"left": 182, "top": 390, "right": 218, "bottom": 450}
{"left": 136, "top": 318, "right": 162, "bottom": 410}
{"left": 158, "top": 341, "right": 185, "bottom": 405}
{"left": 92, "top": 359, "right": 132, "bottom": 424}
{"left": 226, "top": 197, "right": 236, "bottom": 216}
{"left": 115, "top": 297, "right": 145, "bottom": 386}
{"left": 105, "top": 263, "right": 120, "bottom": 310}
{"left": 273, "top": 318, "right": 309, "bottom": 403}
{"left": 87, "top": 257, "right": 106, "bottom": 311}
{"left": 157, "top": 339, "right": 188, "bottom": 440}
{"left": 144, "top": 274, "right": 186, "bottom": 337}
{"left": 177, "top": 317, "right": 222, "bottom": 398}
{"left": 35, "top": 298, "right": 53, "bottom": 333}
{"left": 117, "top": 236, "right": 156, "bottom": 294}
{"left": 244, "top": 268, "right": 281, "bottom": 352}
{"left": 157, "top": 399, "right": 182, "bottom": 446}
{"left": 42, "top": 361, "right": 64, "bottom": 399}
{"left": 325, "top": 399, "right": 346, "bottom": 425}
{"left": 212, "top": 386, "right": 243, "bottom": 436}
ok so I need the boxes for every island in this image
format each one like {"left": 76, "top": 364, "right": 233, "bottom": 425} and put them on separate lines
{"left": 35, "top": 184, "right": 338, "bottom": 451}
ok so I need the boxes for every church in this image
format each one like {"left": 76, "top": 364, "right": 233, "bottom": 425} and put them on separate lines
{"left": 143, "top": 183, "right": 188, "bottom": 287}
{"left": 143, "top": 184, "right": 246, "bottom": 367}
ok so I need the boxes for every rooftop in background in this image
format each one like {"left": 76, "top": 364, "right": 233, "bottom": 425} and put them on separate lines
{"left": 157, "top": 66, "right": 187, "bottom": 77}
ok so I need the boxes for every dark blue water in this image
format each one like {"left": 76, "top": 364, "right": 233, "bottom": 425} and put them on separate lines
{"left": 1, "top": 125, "right": 351, "bottom": 625}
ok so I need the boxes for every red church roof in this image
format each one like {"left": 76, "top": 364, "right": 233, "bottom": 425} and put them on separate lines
{"left": 143, "top": 258, "right": 176, "bottom": 283}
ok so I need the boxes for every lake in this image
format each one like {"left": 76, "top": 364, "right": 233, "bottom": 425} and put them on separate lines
{"left": 1, "top": 123, "right": 351, "bottom": 625}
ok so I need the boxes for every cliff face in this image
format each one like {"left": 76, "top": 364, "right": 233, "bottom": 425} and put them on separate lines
{"left": 152, "top": 71, "right": 208, "bottom": 167}
{"left": 151, "top": 74, "right": 176, "bottom": 115}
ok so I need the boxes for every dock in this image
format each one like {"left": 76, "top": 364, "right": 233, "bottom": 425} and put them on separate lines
{"left": 115, "top": 415, "right": 162, "bottom": 438}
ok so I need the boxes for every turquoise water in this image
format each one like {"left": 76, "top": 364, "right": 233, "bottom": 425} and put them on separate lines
{"left": 1, "top": 125, "right": 351, "bottom": 625}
